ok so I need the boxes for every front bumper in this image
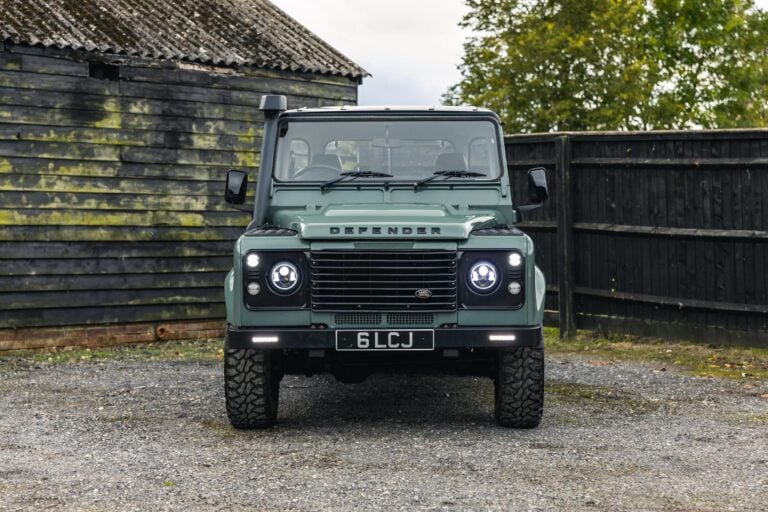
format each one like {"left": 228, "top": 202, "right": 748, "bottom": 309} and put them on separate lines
{"left": 226, "top": 325, "right": 542, "bottom": 350}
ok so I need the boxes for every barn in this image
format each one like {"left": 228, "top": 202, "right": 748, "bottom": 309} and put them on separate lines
{"left": 0, "top": 0, "right": 367, "bottom": 350}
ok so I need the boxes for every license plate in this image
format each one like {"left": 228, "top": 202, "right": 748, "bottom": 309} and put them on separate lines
{"left": 335, "top": 330, "right": 434, "bottom": 351}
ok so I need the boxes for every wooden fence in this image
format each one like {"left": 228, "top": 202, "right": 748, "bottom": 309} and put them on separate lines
{"left": 506, "top": 130, "right": 768, "bottom": 347}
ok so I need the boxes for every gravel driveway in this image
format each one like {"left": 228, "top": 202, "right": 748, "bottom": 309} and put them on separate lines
{"left": 1, "top": 346, "right": 766, "bottom": 511}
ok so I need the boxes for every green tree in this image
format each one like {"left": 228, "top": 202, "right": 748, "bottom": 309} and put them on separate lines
{"left": 444, "top": 0, "right": 768, "bottom": 131}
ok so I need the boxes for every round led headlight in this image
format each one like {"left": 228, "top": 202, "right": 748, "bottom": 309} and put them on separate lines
{"left": 269, "top": 261, "right": 300, "bottom": 293}
{"left": 245, "top": 253, "right": 260, "bottom": 268}
{"left": 508, "top": 252, "right": 522, "bottom": 267}
{"left": 468, "top": 261, "right": 500, "bottom": 293}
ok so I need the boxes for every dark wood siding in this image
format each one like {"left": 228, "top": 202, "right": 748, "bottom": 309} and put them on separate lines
{"left": 506, "top": 130, "right": 768, "bottom": 346}
{"left": 0, "top": 44, "right": 357, "bottom": 330}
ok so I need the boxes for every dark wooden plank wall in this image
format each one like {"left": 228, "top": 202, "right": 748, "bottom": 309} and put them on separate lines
{"left": 506, "top": 131, "right": 768, "bottom": 346}
{"left": 0, "top": 43, "right": 357, "bottom": 330}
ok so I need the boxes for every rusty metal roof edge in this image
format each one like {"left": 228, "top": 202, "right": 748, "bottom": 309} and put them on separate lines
{"left": 0, "top": 0, "right": 368, "bottom": 79}
{"left": 1, "top": 36, "right": 365, "bottom": 79}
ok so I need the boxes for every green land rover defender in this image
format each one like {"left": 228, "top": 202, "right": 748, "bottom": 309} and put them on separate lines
{"left": 223, "top": 95, "right": 549, "bottom": 429}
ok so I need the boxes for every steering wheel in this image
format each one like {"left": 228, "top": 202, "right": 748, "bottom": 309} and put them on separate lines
{"left": 293, "top": 164, "right": 341, "bottom": 180}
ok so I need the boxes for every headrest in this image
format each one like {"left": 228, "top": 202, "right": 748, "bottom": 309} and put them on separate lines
{"left": 434, "top": 152, "right": 468, "bottom": 173}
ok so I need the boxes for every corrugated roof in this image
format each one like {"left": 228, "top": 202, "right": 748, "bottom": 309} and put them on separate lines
{"left": 0, "top": 0, "right": 367, "bottom": 78}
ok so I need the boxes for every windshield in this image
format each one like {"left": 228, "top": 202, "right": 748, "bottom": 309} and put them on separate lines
{"left": 273, "top": 119, "right": 501, "bottom": 182}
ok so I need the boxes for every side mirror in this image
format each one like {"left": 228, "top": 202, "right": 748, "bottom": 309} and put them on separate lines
{"left": 225, "top": 169, "right": 248, "bottom": 204}
{"left": 527, "top": 167, "right": 549, "bottom": 203}
{"left": 516, "top": 167, "right": 550, "bottom": 221}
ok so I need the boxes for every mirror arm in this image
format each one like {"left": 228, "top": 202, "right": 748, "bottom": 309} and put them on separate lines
{"left": 515, "top": 202, "right": 543, "bottom": 222}
{"left": 518, "top": 202, "right": 543, "bottom": 213}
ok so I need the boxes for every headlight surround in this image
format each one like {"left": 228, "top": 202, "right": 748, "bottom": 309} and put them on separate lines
{"left": 460, "top": 251, "right": 525, "bottom": 309}
{"left": 268, "top": 261, "right": 301, "bottom": 294}
{"left": 242, "top": 251, "right": 308, "bottom": 309}
{"left": 467, "top": 261, "right": 500, "bottom": 294}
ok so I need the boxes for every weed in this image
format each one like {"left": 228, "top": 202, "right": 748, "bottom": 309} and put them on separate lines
{"left": 545, "top": 380, "right": 662, "bottom": 415}
{"left": 0, "top": 339, "right": 223, "bottom": 368}
{"left": 199, "top": 418, "right": 237, "bottom": 435}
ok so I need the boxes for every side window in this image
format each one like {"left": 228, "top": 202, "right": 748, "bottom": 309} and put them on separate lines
{"left": 289, "top": 139, "right": 309, "bottom": 173}
{"left": 468, "top": 138, "right": 492, "bottom": 174}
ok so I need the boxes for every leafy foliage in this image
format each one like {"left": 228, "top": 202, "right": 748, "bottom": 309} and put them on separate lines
{"left": 444, "top": 0, "right": 768, "bottom": 131}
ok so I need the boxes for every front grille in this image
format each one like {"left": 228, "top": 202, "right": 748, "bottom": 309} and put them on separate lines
{"left": 335, "top": 312, "right": 382, "bottom": 325}
{"left": 387, "top": 313, "right": 434, "bottom": 326}
{"left": 311, "top": 250, "right": 457, "bottom": 311}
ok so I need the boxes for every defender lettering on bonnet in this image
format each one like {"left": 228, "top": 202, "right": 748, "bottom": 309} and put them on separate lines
{"left": 329, "top": 226, "right": 441, "bottom": 235}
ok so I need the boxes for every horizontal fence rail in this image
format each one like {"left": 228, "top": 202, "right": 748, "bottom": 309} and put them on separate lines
{"left": 506, "top": 130, "right": 768, "bottom": 347}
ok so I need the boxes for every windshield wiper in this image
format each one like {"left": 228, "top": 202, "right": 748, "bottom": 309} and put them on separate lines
{"left": 414, "top": 170, "right": 486, "bottom": 190}
{"left": 320, "top": 171, "right": 394, "bottom": 191}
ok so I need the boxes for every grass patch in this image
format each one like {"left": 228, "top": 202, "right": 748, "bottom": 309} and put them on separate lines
{"left": 199, "top": 418, "right": 241, "bottom": 437}
{"left": 545, "top": 327, "right": 768, "bottom": 382}
{"left": 545, "top": 380, "right": 662, "bottom": 415}
{"left": 733, "top": 413, "right": 768, "bottom": 425}
{"left": 0, "top": 338, "right": 223, "bottom": 367}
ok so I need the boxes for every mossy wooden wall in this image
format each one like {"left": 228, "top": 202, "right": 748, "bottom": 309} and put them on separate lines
{"left": 0, "top": 43, "right": 357, "bottom": 335}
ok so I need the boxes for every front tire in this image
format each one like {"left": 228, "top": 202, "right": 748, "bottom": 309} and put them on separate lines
{"left": 494, "top": 346, "right": 544, "bottom": 428}
{"left": 224, "top": 349, "right": 280, "bottom": 429}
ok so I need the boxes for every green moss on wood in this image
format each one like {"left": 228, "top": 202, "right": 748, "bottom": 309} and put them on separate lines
{"left": 0, "top": 226, "right": 245, "bottom": 242}
{"left": 0, "top": 57, "right": 21, "bottom": 71}
{"left": 0, "top": 209, "right": 247, "bottom": 228}
{"left": 2, "top": 192, "right": 225, "bottom": 212}
{"left": 0, "top": 174, "right": 216, "bottom": 195}
{"left": 126, "top": 100, "right": 151, "bottom": 115}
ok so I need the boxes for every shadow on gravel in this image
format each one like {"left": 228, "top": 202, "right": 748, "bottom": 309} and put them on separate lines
{"left": 273, "top": 373, "right": 496, "bottom": 428}
{"left": 241, "top": 373, "right": 665, "bottom": 431}
{"left": 204, "top": 372, "right": 667, "bottom": 435}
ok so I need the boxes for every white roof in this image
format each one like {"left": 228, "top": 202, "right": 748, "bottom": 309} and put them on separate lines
{"left": 288, "top": 105, "right": 494, "bottom": 114}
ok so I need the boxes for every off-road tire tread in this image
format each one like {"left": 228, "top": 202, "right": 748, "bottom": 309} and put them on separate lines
{"left": 495, "top": 346, "right": 544, "bottom": 428}
{"left": 224, "top": 349, "right": 278, "bottom": 429}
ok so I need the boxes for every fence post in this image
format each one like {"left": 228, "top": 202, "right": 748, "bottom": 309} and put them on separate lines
{"left": 556, "top": 135, "right": 575, "bottom": 338}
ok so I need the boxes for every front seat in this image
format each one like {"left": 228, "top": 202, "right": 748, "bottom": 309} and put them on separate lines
{"left": 434, "top": 152, "right": 468, "bottom": 173}
{"left": 311, "top": 153, "right": 343, "bottom": 172}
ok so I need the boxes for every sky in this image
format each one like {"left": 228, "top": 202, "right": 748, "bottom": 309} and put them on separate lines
{"left": 272, "top": 0, "right": 768, "bottom": 106}
{"left": 271, "top": 0, "right": 469, "bottom": 105}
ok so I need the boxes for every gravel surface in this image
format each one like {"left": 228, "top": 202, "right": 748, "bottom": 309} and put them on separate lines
{"left": 1, "top": 349, "right": 766, "bottom": 511}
